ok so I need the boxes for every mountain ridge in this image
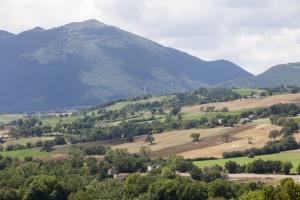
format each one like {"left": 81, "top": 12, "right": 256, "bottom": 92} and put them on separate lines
{"left": 0, "top": 19, "right": 252, "bottom": 112}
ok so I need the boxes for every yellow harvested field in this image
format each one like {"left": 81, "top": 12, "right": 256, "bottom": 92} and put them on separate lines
{"left": 112, "top": 127, "right": 230, "bottom": 153}
{"left": 180, "top": 124, "right": 284, "bottom": 158}
{"left": 181, "top": 93, "right": 300, "bottom": 113}
{"left": 0, "top": 130, "right": 8, "bottom": 136}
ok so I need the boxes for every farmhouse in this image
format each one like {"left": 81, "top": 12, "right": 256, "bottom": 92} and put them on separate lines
{"left": 3, "top": 125, "right": 16, "bottom": 130}
{"left": 114, "top": 173, "right": 130, "bottom": 182}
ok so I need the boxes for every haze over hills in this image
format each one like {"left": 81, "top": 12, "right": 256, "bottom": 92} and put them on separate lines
{"left": 218, "top": 62, "right": 300, "bottom": 88}
{"left": 0, "top": 30, "right": 14, "bottom": 39}
{"left": 0, "top": 19, "right": 252, "bottom": 112}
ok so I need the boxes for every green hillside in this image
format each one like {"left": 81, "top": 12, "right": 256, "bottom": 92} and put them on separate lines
{"left": 0, "top": 20, "right": 252, "bottom": 112}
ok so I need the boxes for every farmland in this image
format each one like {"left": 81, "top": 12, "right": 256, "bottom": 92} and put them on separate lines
{"left": 233, "top": 88, "right": 266, "bottom": 96}
{"left": 0, "top": 149, "right": 53, "bottom": 160}
{"left": 2, "top": 136, "right": 55, "bottom": 147}
{"left": 0, "top": 114, "right": 25, "bottom": 123}
{"left": 111, "top": 123, "right": 284, "bottom": 159}
{"left": 181, "top": 93, "right": 300, "bottom": 113}
{"left": 194, "top": 151, "right": 300, "bottom": 173}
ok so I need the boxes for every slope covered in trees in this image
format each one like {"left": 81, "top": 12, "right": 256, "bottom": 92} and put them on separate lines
{"left": 0, "top": 20, "right": 252, "bottom": 112}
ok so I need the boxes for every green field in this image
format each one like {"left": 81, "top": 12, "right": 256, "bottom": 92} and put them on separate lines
{"left": 2, "top": 137, "right": 55, "bottom": 147}
{"left": 0, "top": 114, "right": 25, "bottom": 123}
{"left": 194, "top": 152, "right": 300, "bottom": 173}
{"left": 233, "top": 88, "right": 266, "bottom": 96}
{"left": 106, "top": 95, "right": 174, "bottom": 111}
{"left": 292, "top": 115, "right": 300, "bottom": 126}
{"left": 0, "top": 149, "right": 53, "bottom": 160}
{"left": 182, "top": 108, "right": 261, "bottom": 121}
{"left": 42, "top": 116, "right": 80, "bottom": 126}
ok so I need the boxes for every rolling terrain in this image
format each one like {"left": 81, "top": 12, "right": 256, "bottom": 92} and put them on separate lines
{"left": 219, "top": 62, "right": 300, "bottom": 88}
{"left": 181, "top": 93, "right": 300, "bottom": 113}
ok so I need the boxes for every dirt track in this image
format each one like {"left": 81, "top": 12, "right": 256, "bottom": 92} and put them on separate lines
{"left": 227, "top": 173, "right": 300, "bottom": 185}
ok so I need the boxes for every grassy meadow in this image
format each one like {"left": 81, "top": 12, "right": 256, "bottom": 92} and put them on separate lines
{"left": 182, "top": 108, "right": 261, "bottom": 121}
{"left": 0, "top": 114, "right": 25, "bottom": 123}
{"left": 106, "top": 95, "right": 175, "bottom": 111}
{"left": 0, "top": 149, "right": 53, "bottom": 160}
{"left": 194, "top": 151, "right": 300, "bottom": 173}
{"left": 233, "top": 88, "right": 266, "bottom": 96}
{"left": 2, "top": 137, "right": 55, "bottom": 147}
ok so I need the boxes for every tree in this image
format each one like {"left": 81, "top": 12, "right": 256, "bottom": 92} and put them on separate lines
{"left": 189, "top": 166, "right": 202, "bottom": 181}
{"left": 276, "top": 178, "right": 300, "bottom": 200}
{"left": 297, "top": 163, "right": 300, "bottom": 175}
{"left": 207, "top": 179, "right": 234, "bottom": 199}
{"left": 139, "top": 146, "right": 151, "bottom": 160}
{"left": 166, "top": 155, "right": 193, "bottom": 172}
{"left": 268, "top": 130, "right": 281, "bottom": 141}
{"left": 86, "top": 178, "right": 124, "bottom": 200}
{"left": 145, "top": 135, "right": 154, "bottom": 144}
{"left": 54, "top": 136, "right": 66, "bottom": 145}
{"left": 123, "top": 173, "right": 155, "bottom": 199}
{"left": 182, "top": 182, "right": 208, "bottom": 200}
{"left": 225, "top": 160, "right": 239, "bottom": 173}
{"left": 170, "top": 107, "right": 181, "bottom": 116}
{"left": 23, "top": 175, "right": 66, "bottom": 200}
{"left": 148, "top": 179, "right": 183, "bottom": 200}
{"left": 239, "top": 190, "right": 265, "bottom": 200}
{"left": 0, "top": 188, "right": 20, "bottom": 200}
{"left": 190, "top": 133, "right": 200, "bottom": 142}
{"left": 86, "top": 157, "right": 99, "bottom": 175}
{"left": 104, "top": 148, "right": 137, "bottom": 173}
{"left": 161, "top": 167, "right": 176, "bottom": 179}
{"left": 221, "top": 134, "right": 229, "bottom": 143}
{"left": 281, "top": 162, "right": 293, "bottom": 175}
{"left": 68, "top": 190, "right": 93, "bottom": 200}
{"left": 41, "top": 140, "right": 54, "bottom": 152}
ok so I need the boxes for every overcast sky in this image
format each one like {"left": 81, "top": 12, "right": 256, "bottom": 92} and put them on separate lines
{"left": 1, "top": 0, "right": 300, "bottom": 75}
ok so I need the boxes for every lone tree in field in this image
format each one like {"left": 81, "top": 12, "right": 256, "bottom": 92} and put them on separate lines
{"left": 221, "top": 133, "right": 229, "bottom": 143}
{"left": 190, "top": 133, "right": 200, "bottom": 142}
{"left": 268, "top": 130, "right": 281, "bottom": 141}
{"left": 145, "top": 135, "right": 154, "bottom": 144}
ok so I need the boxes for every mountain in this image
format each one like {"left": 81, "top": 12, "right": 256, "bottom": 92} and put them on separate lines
{"left": 0, "top": 19, "right": 252, "bottom": 112}
{"left": 218, "top": 62, "right": 300, "bottom": 88}
{"left": 0, "top": 30, "right": 14, "bottom": 39}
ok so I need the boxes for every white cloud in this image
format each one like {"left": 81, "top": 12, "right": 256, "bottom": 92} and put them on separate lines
{"left": 1, "top": 0, "right": 300, "bottom": 74}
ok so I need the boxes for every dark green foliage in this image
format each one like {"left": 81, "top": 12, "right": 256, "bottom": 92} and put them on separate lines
{"left": 190, "top": 132, "right": 200, "bottom": 141}
{"left": 23, "top": 175, "right": 66, "bottom": 200}
{"left": 80, "top": 145, "right": 107, "bottom": 155}
{"left": 208, "top": 179, "right": 234, "bottom": 199}
{"left": 224, "top": 160, "right": 239, "bottom": 173}
{"left": 54, "top": 137, "right": 67, "bottom": 145}
{"left": 41, "top": 140, "right": 54, "bottom": 152}
{"left": 123, "top": 173, "right": 156, "bottom": 199}
{"left": 24, "top": 156, "right": 33, "bottom": 162}
{"left": 281, "top": 162, "right": 293, "bottom": 175}
{"left": 0, "top": 188, "right": 20, "bottom": 200}
{"left": 245, "top": 159, "right": 293, "bottom": 174}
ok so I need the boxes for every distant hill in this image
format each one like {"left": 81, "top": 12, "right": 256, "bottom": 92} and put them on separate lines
{"left": 0, "top": 19, "right": 252, "bottom": 112}
{"left": 218, "top": 62, "right": 300, "bottom": 88}
{"left": 0, "top": 30, "right": 14, "bottom": 39}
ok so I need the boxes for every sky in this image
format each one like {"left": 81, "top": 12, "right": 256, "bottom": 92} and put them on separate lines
{"left": 1, "top": 0, "right": 300, "bottom": 75}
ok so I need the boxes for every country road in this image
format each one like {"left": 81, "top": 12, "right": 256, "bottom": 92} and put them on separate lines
{"left": 227, "top": 173, "right": 300, "bottom": 183}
